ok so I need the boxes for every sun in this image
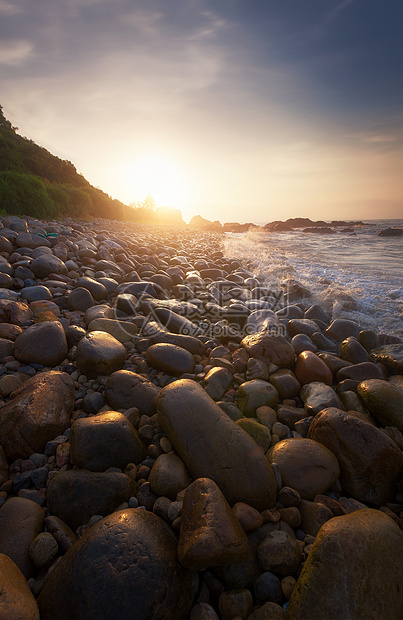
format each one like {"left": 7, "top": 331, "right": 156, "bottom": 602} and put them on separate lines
{"left": 122, "top": 152, "right": 192, "bottom": 213}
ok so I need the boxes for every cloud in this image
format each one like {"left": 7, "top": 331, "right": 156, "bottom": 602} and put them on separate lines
{"left": 0, "top": 40, "right": 33, "bottom": 65}
{"left": 0, "top": 1, "right": 22, "bottom": 15}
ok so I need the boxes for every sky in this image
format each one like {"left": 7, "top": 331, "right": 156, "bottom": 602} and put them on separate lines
{"left": 1, "top": 0, "right": 402, "bottom": 224}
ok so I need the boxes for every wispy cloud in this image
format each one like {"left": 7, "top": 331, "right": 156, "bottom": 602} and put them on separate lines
{"left": 0, "top": 1, "right": 22, "bottom": 15}
{"left": 0, "top": 40, "right": 33, "bottom": 65}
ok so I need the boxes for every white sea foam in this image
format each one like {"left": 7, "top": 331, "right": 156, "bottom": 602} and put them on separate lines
{"left": 223, "top": 220, "right": 403, "bottom": 338}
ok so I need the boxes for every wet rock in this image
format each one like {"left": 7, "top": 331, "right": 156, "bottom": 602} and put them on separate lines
{"left": 70, "top": 411, "right": 146, "bottom": 471}
{"left": 357, "top": 379, "right": 403, "bottom": 430}
{"left": 148, "top": 452, "right": 191, "bottom": 500}
{"left": 105, "top": 370, "right": 160, "bottom": 415}
{"left": 266, "top": 438, "right": 340, "bottom": 500}
{"left": 237, "top": 380, "right": 279, "bottom": 416}
{"left": 287, "top": 319, "right": 320, "bottom": 338}
{"left": 370, "top": 343, "right": 403, "bottom": 373}
{"left": 269, "top": 369, "right": 301, "bottom": 399}
{"left": 285, "top": 509, "right": 403, "bottom": 619}
{"left": 75, "top": 331, "right": 126, "bottom": 378}
{"left": 47, "top": 469, "right": 137, "bottom": 531}
{"left": 178, "top": 478, "right": 249, "bottom": 570}
{"left": 240, "top": 333, "right": 295, "bottom": 368}
{"left": 14, "top": 320, "right": 68, "bottom": 366}
{"left": 291, "top": 333, "right": 317, "bottom": 355}
{"left": 0, "top": 553, "right": 40, "bottom": 620}
{"left": 294, "top": 351, "right": 333, "bottom": 386}
{"left": 236, "top": 418, "right": 271, "bottom": 451}
{"left": 157, "top": 379, "right": 277, "bottom": 510}
{"left": 38, "top": 509, "right": 198, "bottom": 620}
{"left": 308, "top": 407, "right": 402, "bottom": 505}
{"left": 146, "top": 342, "right": 195, "bottom": 376}
{"left": 336, "top": 361, "right": 383, "bottom": 382}
{"left": 0, "top": 497, "right": 45, "bottom": 578}
{"left": 325, "top": 319, "right": 360, "bottom": 341}
{"left": 0, "top": 371, "right": 74, "bottom": 460}
{"left": 300, "top": 381, "right": 341, "bottom": 415}
{"left": 339, "top": 336, "right": 369, "bottom": 363}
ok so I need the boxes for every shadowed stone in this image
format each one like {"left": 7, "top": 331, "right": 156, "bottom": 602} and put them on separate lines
{"left": 0, "top": 371, "right": 74, "bottom": 460}
{"left": 178, "top": 478, "right": 249, "bottom": 570}
{"left": 38, "top": 509, "right": 198, "bottom": 620}
{"left": 0, "top": 554, "right": 40, "bottom": 620}
{"left": 285, "top": 509, "right": 403, "bottom": 620}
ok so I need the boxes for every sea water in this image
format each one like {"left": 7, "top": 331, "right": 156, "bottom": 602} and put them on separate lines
{"left": 223, "top": 220, "right": 403, "bottom": 338}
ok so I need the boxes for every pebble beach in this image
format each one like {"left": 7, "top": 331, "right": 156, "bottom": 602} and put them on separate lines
{"left": 0, "top": 213, "right": 402, "bottom": 620}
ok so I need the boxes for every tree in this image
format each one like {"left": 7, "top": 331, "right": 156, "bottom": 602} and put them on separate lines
{"left": 131, "top": 193, "right": 156, "bottom": 211}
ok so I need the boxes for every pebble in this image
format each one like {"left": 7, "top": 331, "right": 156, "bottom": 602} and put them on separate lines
{"left": 0, "top": 214, "right": 401, "bottom": 619}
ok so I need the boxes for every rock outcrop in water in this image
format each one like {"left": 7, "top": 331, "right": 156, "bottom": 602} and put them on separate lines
{"left": 0, "top": 212, "right": 401, "bottom": 619}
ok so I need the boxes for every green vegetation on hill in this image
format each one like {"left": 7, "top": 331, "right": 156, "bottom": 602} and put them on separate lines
{"left": 0, "top": 105, "right": 133, "bottom": 221}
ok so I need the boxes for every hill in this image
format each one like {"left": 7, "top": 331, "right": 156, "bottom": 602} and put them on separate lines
{"left": 0, "top": 105, "right": 137, "bottom": 222}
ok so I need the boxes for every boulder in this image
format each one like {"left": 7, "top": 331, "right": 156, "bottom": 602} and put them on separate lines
{"left": 325, "top": 319, "right": 360, "bottom": 341}
{"left": 178, "top": 478, "right": 249, "bottom": 570}
{"left": 75, "top": 331, "right": 126, "bottom": 378}
{"left": 0, "top": 553, "right": 40, "bottom": 620}
{"left": 285, "top": 509, "right": 403, "bottom": 619}
{"left": 357, "top": 379, "right": 403, "bottom": 430}
{"left": 266, "top": 438, "right": 340, "bottom": 500}
{"left": 240, "top": 333, "right": 295, "bottom": 368}
{"left": 148, "top": 452, "right": 191, "bottom": 500}
{"left": 237, "top": 380, "right": 279, "bottom": 416}
{"left": 47, "top": 470, "right": 137, "bottom": 531}
{"left": 308, "top": 407, "right": 402, "bottom": 505}
{"left": 13, "top": 320, "right": 68, "bottom": 366}
{"left": 146, "top": 343, "right": 195, "bottom": 376}
{"left": 300, "top": 382, "right": 341, "bottom": 415}
{"left": 69, "top": 411, "right": 146, "bottom": 471}
{"left": 38, "top": 509, "right": 198, "bottom": 620}
{"left": 294, "top": 351, "right": 333, "bottom": 386}
{"left": 370, "top": 343, "right": 403, "bottom": 374}
{"left": 105, "top": 370, "right": 160, "bottom": 415}
{"left": 156, "top": 379, "right": 277, "bottom": 510}
{"left": 30, "top": 254, "right": 67, "bottom": 278}
{"left": 0, "top": 497, "right": 45, "bottom": 578}
{"left": 0, "top": 371, "right": 74, "bottom": 460}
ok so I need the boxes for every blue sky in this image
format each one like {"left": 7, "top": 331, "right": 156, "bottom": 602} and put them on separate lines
{"left": 1, "top": 0, "right": 402, "bottom": 222}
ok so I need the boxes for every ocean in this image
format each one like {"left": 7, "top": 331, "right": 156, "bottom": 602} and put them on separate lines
{"left": 223, "top": 219, "right": 403, "bottom": 339}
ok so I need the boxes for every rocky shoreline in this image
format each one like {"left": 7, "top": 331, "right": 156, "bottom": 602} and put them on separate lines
{"left": 0, "top": 213, "right": 402, "bottom": 619}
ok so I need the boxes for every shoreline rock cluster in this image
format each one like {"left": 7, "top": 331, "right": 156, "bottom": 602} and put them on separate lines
{"left": 0, "top": 213, "right": 402, "bottom": 619}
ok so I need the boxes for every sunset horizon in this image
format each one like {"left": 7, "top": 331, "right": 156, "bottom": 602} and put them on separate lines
{"left": 1, "top": 0, "right": 401, "bottom": 224}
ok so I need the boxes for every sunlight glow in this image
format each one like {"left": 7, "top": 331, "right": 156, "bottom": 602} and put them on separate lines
{"left": 122, "top": 152, "right": 192, "bottom": 214}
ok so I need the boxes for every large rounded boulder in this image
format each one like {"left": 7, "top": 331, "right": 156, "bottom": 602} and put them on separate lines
{"left": 285, "top": 509, "right": 403, "bottom": 619}
{"left": 75, "top": 331, "right": 126, "bottom": 378}
{"left": 156, "top": 379, "right": 277, "bottom": 510}
{"left": 38, "top": 509, "right": 198, "bottom": 620}
{"left": 14, "top": 321, "right": 68, "bottom": 367}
